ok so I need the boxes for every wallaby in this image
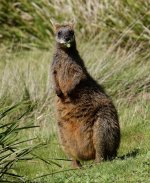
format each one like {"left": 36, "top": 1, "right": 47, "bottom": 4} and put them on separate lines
{"left": 51, "top": 23, "right": 120, "bottom": 168}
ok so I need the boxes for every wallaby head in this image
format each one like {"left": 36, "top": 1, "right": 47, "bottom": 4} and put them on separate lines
{"left": 53, "top": 23, "right": 75, "bottom": 48}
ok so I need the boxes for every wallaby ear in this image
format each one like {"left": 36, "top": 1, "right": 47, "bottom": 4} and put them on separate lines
{"left": 50, "top": 19, "right": 60, "bottom": 32}
{"left": 69, "top": 19, "right": 76, "bottom": 29}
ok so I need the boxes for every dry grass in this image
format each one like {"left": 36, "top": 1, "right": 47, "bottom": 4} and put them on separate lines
{"left": 0, "top": 1, "right": 150, "bottom": 182}
{"left": 0, "top": 0, "right": 150, "bottom": 48}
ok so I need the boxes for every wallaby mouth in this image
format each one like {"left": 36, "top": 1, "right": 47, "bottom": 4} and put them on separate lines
{"left": 65, "top": 42, "right": 71, "bottom": 48}
{"left": 56, "top": 37, "right": 74, "bottom": 48}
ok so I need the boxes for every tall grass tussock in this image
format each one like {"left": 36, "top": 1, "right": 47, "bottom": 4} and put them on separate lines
{"left": 0, "top": 0, "right": 149, "bottom": 48}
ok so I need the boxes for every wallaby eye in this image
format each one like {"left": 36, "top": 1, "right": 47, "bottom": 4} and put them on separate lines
{"left": 58, "top": 31, "right": 62, "bottom": 37}
{"left": 69, "top": 30, "right": 74, "bottom": 36}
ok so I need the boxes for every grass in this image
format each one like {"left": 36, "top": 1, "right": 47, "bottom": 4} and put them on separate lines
{"left": 13, "top": 99, "right": 150, "bottom": 183}
{"left": 0, "top": 34, "right": 150, "bottom": 182}
{"left": 0, "top": 102, "right": 42, "bottom": 182}
{"left": 0, "top": 1, "right": 150, "bottom": 182}
{"left": 0, "top": 0, "right": 150, "bottom": 48}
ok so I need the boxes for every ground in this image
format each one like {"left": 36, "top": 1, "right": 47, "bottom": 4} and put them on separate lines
{"left": 0, "top": 40, "right": 149, "bottom": 182}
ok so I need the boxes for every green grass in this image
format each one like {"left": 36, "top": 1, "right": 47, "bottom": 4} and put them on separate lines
{"left": 0, "top": 35, "right": 150, "bottom": 182}
{"left": 0, "top": 0, "right": 150, "bottom": 48}
{"left": 0, "top": 1, "right": 150, "bottom": 182}
{"left": 13, "top": 100, "right": 150, "bottom": 183}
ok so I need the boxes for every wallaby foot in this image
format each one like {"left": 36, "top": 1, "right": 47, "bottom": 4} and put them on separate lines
{"left": 71, "top": 160, "right": 82, "bottom": 168}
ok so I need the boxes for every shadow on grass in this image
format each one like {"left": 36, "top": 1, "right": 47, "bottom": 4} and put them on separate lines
{"left": 118, "top": 148, "right": 140, "bottom": 160}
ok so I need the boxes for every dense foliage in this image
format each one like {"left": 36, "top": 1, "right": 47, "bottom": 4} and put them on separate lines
{"left": 0, "top": 0, "right": 150, "bottom": 48}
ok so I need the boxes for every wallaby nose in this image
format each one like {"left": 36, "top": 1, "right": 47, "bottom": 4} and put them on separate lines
{"left": 65, "top": 37, "right": 70, "bottom": 42}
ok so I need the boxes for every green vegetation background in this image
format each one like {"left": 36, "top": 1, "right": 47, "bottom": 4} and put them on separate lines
{"left": 0, "top": 0, "right": 150, "bottom": 182}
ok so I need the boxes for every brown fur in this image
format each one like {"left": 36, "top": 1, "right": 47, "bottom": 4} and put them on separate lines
{"left": 51, "top": 24, "right": 120, "bottom": 167}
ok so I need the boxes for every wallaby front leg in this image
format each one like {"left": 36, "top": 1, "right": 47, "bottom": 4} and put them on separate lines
{"left": 62, "top": 65, "right": 86, "bottom": 96}
{"left": 53, "top": 71, "right": 63, "bottom": 98}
